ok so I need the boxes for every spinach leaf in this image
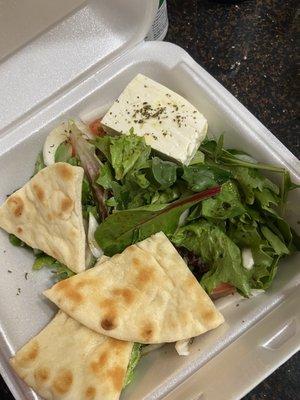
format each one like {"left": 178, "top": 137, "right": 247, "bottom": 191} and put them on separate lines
{"left": 172, "top": 220, "right": 251, "bottom": 296}
{"left": 189, "top": 150, "right": 205, "bottom": 165}
{"left": 182, "top": 164, "right": 231, "bottom": 192}
{"left": 201, "top": 181, "right": 245, "bottom": 219}
{"left": 95, "top": 186, "right": 221, "bottom": 256}
{"left": 123, "top": 343, "right": 142, "bottom": 387}
{"left": 151, "top": 157, "right": 177, "bottom": 188}
{"left": 54, "top": 142, "right": 73, "bottom": 163}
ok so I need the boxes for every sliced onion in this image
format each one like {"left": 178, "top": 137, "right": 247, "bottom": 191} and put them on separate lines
{"left": 43, "top": 122, "right": 69, "bottom": 166}
{"left": 242, "top": 248, "right": 254, "bottom": 270}
{"left": 88, "top": 212, "right": 103, "bottom": 259}
{"left": 175, "top": 339, "right": 192, "bottom": 356}
{"left": 141, "top": 343, "right": 165, "bottom": 356}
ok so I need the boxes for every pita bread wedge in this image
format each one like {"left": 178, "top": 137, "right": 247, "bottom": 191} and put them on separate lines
{"left": 10, "top": 311, "right": 133, "bottom": 400}
{"left": 0, "top": 163, "right": 85, "bottom": 273}
{"left": 44, "top": 232, "right": 224, "bottom": 343}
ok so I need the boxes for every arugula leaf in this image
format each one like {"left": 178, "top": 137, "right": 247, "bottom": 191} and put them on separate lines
{"left": 260, "top": 226, "right": 290, "bottom": 255}
{"left": 280, "top": 171, "right": 300, "bottom": 212}
{"left": 214, "top": 134, "right": 224, "bottom": 161}
{"left": 172, "top": 220, "right": 251, "bottom": 296}
{"left": 96, "top": 163, "right": 115, "bottom": 190}
{"left": 182, "top": 164, "right": 231, "bottom": 192}
{"left": 9, "top": 234, "right": 26, "bottom": 247}
{"left": 254, "top": 189, "right": 280, "bottom": 217}
{"left": 34, "top": 152, "right": 45, "bottom": 175}
{"left": 123, "top": 343, "right": 142, "bottom": 387}
{"left": 202, "top": 181, "right": 245, "bottom": 219}
{"left": 95, "top": 134, "right": 151, "bottom": 180}
{"left": 95, "top": 186, "right": 221, "bottom": 256}
{"left": 151, "top": 157, "right": 177, "bottom": 188}
{"left": 32, "top": 255, "right": 74, "bottom": 281}
{"left": 232, "top": 166, "right": 279, "bottom": 205}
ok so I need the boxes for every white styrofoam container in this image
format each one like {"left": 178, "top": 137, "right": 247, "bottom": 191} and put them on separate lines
{"left": 0, "top": 1, "right": 299, "bottom": 400}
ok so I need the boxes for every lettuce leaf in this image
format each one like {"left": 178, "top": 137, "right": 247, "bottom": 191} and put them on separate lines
{"left": 95, "top": 133, "right": 151, "bottom": 180}
{"left": 172, "top": 220, "right": 251, "bottom": 296}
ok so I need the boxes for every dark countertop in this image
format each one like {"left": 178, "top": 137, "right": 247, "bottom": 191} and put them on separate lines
{"left": 166, "top": 0, "right": 299, "bottom": 399}
{"left": 1, "top": 0, "right": 299, "bottom": 399}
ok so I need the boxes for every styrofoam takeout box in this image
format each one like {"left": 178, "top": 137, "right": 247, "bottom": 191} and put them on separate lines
{"left": 0, "top": 1, "right": 299, "bottom": 399}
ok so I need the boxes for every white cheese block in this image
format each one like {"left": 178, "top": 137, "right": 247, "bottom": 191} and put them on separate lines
{"left": 101, "top": 74, "right": 208, "bottom": 165}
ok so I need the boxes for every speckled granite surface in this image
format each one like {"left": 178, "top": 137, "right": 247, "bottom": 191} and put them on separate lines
{"left": 166, "top": 1, "right": 299, "bottom": 399}
{"left": 1, "top": 1, "right": 299, "bottom": 399}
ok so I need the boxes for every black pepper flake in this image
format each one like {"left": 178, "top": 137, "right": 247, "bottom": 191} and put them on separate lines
{"left": 236, "top": 303, "right": 239, "bottom": 307}
{"left": 3, "top": 250, "right": 6, "bottom": 253}
{"left": 116, "top": 99, "right": 119, "bottom": 103}
{"left": 16, "top": 288, "right": 21, "bottom": 296}
{"left": 68, "top": 130, "right": 72, "bottom": 133}
{"left": 64, "top": 129, "right": 68, "bottom": 133}
{"left": 109, "top": 112, "right": 112, "bottom": 115}
{"left": 159, "top": 121, "right": 162, "bottom": 124}
{"left": 25, "top": 272, "right": 29, "bottom": 280}
{"left": 144, "top": 85, "right": 148, "bottom": 88}
{"left": 7, "top": 270, "right": 12, "bottom": 273}
{"left": 143, "top": 101, "right": 148, "bottom": 105}
{"left": 193, "top": 111, "right": 197, "bottom": 114}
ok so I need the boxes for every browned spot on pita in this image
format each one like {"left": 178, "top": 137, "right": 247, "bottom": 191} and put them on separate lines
{"left": 107, "top": 366, "right": 125, "bottom": 391}
{"left": 47, "top": 213, "right": 53, "bottom": 221}
{"left": 52, "top": 369, "right": 73, "bottom": 394}
{"left": 85, "top": 386, "right": 96, "bottom": 399}
{"left": 34, "top": 367, "right": 50, "bottom": 385}
{"left": 32, "top": 184, "right": 45, "bottom": 202}
{"left": 56, "top": 164, "right": 73, "bottom": 181}
{"left": 101, "top": 317, "right": 116, "bottom": 331}
{"left": 90, "top": 351, "right": 108, "bottom": 375}
{"left": 55, "top": 279, "right": 83, "bottom": 303}
{"left": 17, "top": 227, "right": 23, "bottom": 234}
{"left": 18, "top": 341, "right": 39, "bottom": 366}
{"left": 112, "top": 288, "right": 135, "bottom": 305}
{"left": 8, "top": 196, "right": 24, "bottom": 217}
{"left": 126, "top": 245, "right": 136, "bottom": 253}
{"left": 185, "top": 276, "right": 198, "bottom": 289}
{"left": 61, "top": 196, "right": 74, "bottom": 213}
{"left": 141, "top": 323, "right": 154, "bottom": 341}
{"left": 132, "top": 257, "right": 141, "bottom": 267}
{"left": 199, "top": 306, "right": 215, "bottom": 324}
{"left": 76, "top": 277, "right": 101, "bottom": 289}
{"left": 135, "top": 267, "right": 154, "bottom": 286}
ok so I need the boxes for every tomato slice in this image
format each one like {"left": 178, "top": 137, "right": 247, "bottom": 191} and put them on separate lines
{"left": 89, "top": 119, "right": 106, "bottom": 136}
{"left": 210, "top": 282, "right": 236, "bottom": 299}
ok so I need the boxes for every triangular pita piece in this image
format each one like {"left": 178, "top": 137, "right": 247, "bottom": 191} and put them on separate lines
{"left": 44, "top": 232, "right": 224, "bottom": 343}
{"left": 10, "top": 311, "right": 133, "bottom": 400}
{"left": 0, "top": 163, "right": 86, "bottom": 273}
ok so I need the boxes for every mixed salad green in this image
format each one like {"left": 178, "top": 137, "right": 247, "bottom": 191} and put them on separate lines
{"left": 9, "top": 120, "right": 299, "bottom": 385}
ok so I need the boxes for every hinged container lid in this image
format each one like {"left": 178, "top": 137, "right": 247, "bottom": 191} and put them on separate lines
{"left": 0, "top": 0, "right": 158, "bottom": 133}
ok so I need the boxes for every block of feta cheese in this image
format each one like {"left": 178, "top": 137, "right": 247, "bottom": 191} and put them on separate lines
{"left": 101, "top": 74, "right": 208, "bottom": 165}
